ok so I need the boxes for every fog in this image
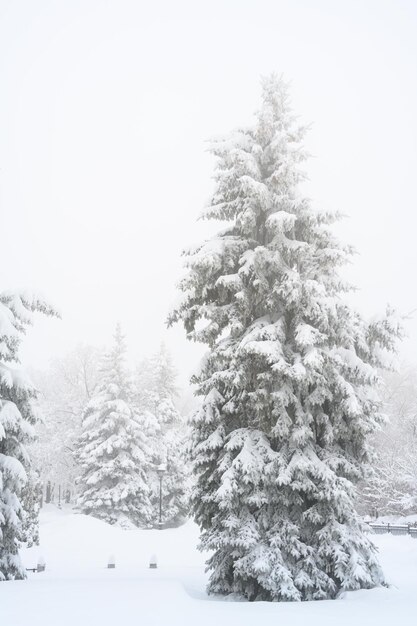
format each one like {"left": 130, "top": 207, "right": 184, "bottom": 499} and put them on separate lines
{"left": 1, "top": 0, "right": 416, "bottom": 384}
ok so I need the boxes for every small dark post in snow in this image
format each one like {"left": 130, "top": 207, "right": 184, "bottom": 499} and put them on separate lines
{"left": 108, "top": 554, "right": 116, "bottom": 569}
{"left": 37, "top": 556, "right": 46, "bottom": 573}
{"left": 149, "top": 554, "right": 157, "bottom": 569}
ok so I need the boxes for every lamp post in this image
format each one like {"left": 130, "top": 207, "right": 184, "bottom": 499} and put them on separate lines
{"left": 157, "top": 463, "right": 166, "bottom": 530}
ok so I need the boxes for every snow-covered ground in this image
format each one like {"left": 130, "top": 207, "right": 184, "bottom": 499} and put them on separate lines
{"left": 1, "top": 505, "right": 416, "bottom": 626}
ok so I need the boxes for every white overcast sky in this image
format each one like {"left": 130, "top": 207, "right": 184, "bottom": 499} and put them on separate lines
{"left": 1, "top": 0, "right": 416, "bottom": 384}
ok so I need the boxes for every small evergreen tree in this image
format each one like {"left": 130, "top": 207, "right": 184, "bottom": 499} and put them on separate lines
{"left": 0, "top": 292, "right": 55, "bottom": 580}
{"left": 21, "top": 468, "right": 42, "bottom": 547}
{"left": 170, "top": 76, "right": 401, "bottom": 601}
{"left": 75, "top": 326, "right": 155, "bottom": 528}
{"left": 142, "top": 346, "right": 189, "bottom": 527}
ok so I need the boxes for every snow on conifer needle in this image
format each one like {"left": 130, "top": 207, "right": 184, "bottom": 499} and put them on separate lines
{"left": 170, "top": 75, "right": 401, "bottom": 601}
{"left": 0, "top": 291, "right": 55, "bottom": 580}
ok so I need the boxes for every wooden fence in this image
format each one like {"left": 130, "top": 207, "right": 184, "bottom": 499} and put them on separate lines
{"left": 367, "top": 522, "right": 417, "bottom": 537}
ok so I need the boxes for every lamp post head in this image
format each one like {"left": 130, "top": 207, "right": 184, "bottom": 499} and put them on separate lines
{"left": 157, "top": 463, "right": 167, "bottom": 477}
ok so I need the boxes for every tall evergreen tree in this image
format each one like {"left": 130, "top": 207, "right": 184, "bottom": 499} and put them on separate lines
{"left": 75, "top": 325, "right": 155, "bottom": 528}
{"left": 169, "top": 76, "right": 400, "bottom": 601}
{"left": 0, "top": 292, "right": 55, "bottom": 580}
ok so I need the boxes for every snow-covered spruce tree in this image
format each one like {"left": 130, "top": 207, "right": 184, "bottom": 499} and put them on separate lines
{"left": 75, "top": 325, "right": 156, "bottom": 528}
{"left": 21, "top": 468, "right": 42, "bottom": 547}
{"left": 0, "top": 292, "right": 56, "bottom": 580}
{"left": 141, "top": 346, "right": 189, "bottom": 527}
{"left": 169, "top": 76, "right": 401, "bottom": 601}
